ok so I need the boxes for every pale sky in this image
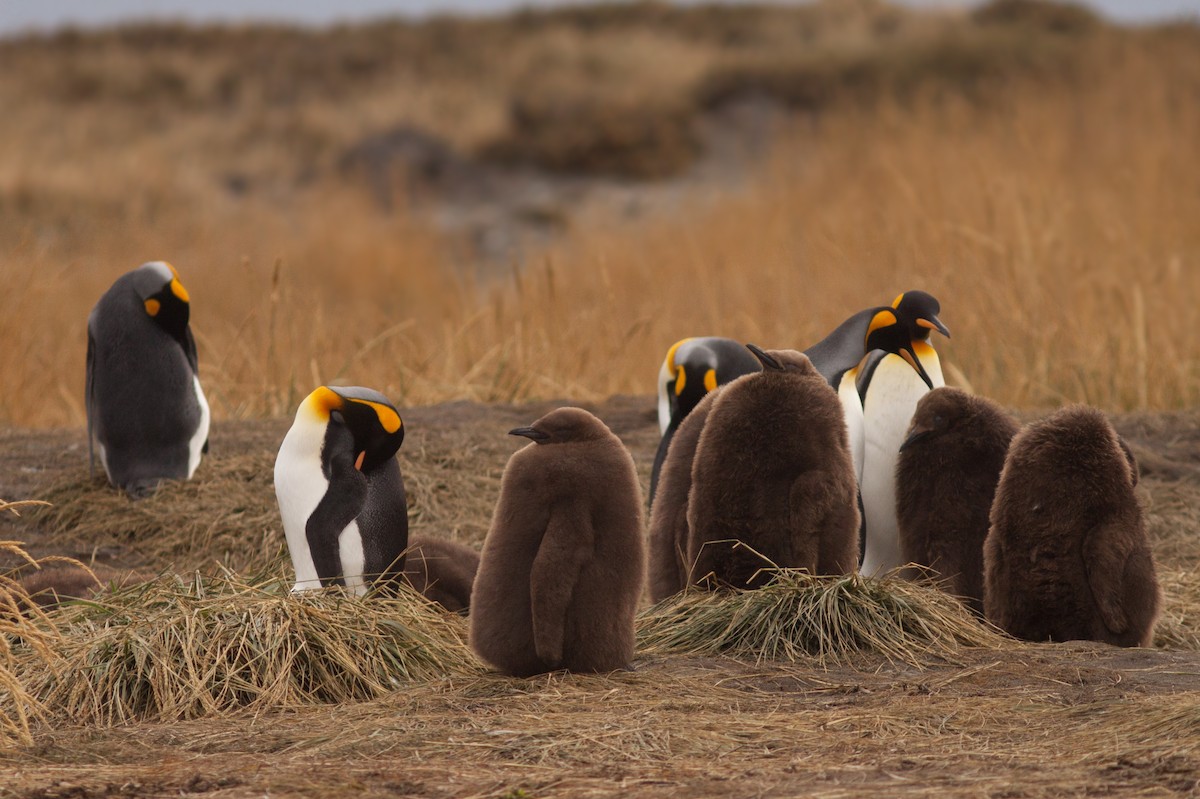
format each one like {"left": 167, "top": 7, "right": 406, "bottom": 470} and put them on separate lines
{"left": 1, "top": 0, "right": 1198, "bottom": 36}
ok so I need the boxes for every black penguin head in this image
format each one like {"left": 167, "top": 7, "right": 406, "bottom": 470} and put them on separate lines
{"left": 131, "top": 261, "right": 191, "bottom": 341}
{"left": 303, "top": 385, "right": 405, "bottom": 472}
{"left": 863, "top": 290, "right": 950, "bottom": 389}
{"left": 746, "top": 344, "right": 816, "bottom": 375}
{"left": 510, "top": 407, "right": 608, "bottom": 445}
{"left": 900, "top": 386, "right": 974, "bottom": 452}
{"left": 670, "top": 341, "right": 720, "bottom": 419}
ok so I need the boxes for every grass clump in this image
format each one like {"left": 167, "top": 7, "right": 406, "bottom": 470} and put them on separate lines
{"left": 0, "top": 520, "right": 66, "bottom": 747}
{"left": 19, "top": 572, "right": 480, "bottom": 726}
{"left": 638, "top": 569, "right": 1005, "bottom": 667}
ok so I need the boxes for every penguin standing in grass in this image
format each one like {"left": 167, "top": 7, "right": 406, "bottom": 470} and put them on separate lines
{"left": 895, "top": 387, "right": 1019, "bottom": 614}
{"left": 852, "top": 292, "right": 950, "bottom": 575}
{"left": 275, "top": 385, "right": 409, "bottom": 596}
{"left": 687, "top": 347, "right": 860, "bottom": 589}
{"left": 650, "top": 337, "right": 760, "bottom": 503}
{"left": 86, "top": 261, "right": 210, "bottom": 498}
{"left": 984, "top": 405, "right": 1160, "bottom": 647}
{"left": 470, "top": 407, "right": 645, "bottom": 677}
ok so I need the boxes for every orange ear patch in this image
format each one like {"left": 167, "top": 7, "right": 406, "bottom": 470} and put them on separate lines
{"left": 704, "top": 368, "right": 718, "bottom": 393}
{"left": 350, "top": 399, "right": 403, "bottom": 434}
{"left": 144, "top": 299, "right": 161, "bottom": 316}
{"left": 866, "top": 309, "right": 897, "bottom": 339}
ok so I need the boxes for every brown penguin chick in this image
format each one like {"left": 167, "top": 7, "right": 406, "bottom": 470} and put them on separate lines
{"left": 402, "top": 536, "right": 480, "bottom": 614}
{"left": 896, "top": 387, "right": 1019, "bottom": 616}
{"left": 470, "top": 407, "right": 646, "bottom": 677}
{"left": 984, "top": 405, "right": 1160, "bottom": 647}
{"left": 646, "top": 388, "right": 721, "bottom": 604}
{"left": 686, "top": 346, "right": 860, "bottom": 590}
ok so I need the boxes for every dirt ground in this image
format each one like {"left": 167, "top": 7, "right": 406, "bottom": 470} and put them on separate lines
{"left": 2, "top": 396, "right": 1200, "bottom": 797}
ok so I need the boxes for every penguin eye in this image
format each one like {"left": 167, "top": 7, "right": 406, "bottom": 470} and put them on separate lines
{"left": 933, "top": 414, "right": 947, "bottom": 428}
{"left": 330, "top": 410, "right": 345, "bottom": 425}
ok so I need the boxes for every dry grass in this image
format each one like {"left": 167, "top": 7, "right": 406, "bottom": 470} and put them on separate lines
{"left": 0, "top": 527, "right": 66, "bottom": 747}
{"left": 0, "top": 7, "right": 1198, "bottom": 427}
{"left": 15, "top": 572, "right": 479, "bottom": 727}
{"left": 639, "top": 570, "right": 1005, "bottom": 666}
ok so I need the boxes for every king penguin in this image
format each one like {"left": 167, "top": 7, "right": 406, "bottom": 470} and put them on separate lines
{"left": 86, "top": 261, "right": 210, "bottom": 498}
{"left": 275, "top": 385, "right": 409, "bottom": 596}
{"left": 854, "top": 291, "right": 951, "bottom": 575}
{"left": 650, "top": 337, "right": 761, "bottom": 504}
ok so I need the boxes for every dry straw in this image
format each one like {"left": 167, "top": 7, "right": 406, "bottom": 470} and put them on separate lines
{"left": 19, "top": 571, "right": 480, "bottom": 727}
{"left": 0, "top": 511, "right": 66, "bottom": 747}
{"left": 637, "top": 569, "right": 1006, "bottom": 666}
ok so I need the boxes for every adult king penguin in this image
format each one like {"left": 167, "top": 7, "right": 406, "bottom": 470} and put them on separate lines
{"left": 650, "top": 337, "right": 761, "bottom": 503}
{"left": 853, "top": 291, "right": 950, "bottom": 575}
{"left": 275, "top": 385, "right": 409, "bottom": 596}
{"left": 86, "top": 261, "right": 210, "bottom": 498}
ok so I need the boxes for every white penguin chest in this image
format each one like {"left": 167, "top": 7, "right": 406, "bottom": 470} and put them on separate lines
{"left": 859, "top": 353, "right": 942, "bottom": 575}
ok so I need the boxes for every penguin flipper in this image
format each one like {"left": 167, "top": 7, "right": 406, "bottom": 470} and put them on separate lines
{"left": 648, "top": 416, "right": 679, "bottom": 508}
{"left": 184, "top": 326, "right": 200, "bottom": 375}
{"left": 1082, "top": 518, "right": 1135, "bottom": 635}
{"left": 85, "top": 330, "right": 96, "bottom": 479}
{"left": 305, "top": 446, "right": 369, "bottom": 588}
{"left": 530, "top": 507, "right": 593, "bottom": 667}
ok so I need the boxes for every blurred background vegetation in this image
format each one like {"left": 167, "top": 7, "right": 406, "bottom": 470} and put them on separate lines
{"left": 2, "top": 0, "right": 1198, "bottom": 426}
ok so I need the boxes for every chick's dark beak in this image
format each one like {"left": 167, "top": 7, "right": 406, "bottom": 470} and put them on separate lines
{"left": 900, "top": 426, "right": 934, "bottom": 452}
{"left": 745, "top": 343, "right": 782, "bottom": 372}
{"left": 509, "top": 426, "right": 550, "bottom": 442}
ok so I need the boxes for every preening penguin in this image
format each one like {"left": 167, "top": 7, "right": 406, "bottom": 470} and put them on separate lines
{"left": 651, "top": 337, "right": 761, "bottom": 504}
{"left": 403, "top": 536, "right": 480, "bottom": 614}
{"left": 984, "top": 405, "right": 1160, "bottom": 647}
{"left": 86, "top": 261, "right": 210, "bottom": 498}
{"left": 470, "top": 408, "right": 645, "bottom": 677}
{"left": 854, "top": 291, "right": 951, "bottom": 575}
{"left": 895, "top": 387, "right": 1019, "bottom": 615}
{"left": 275, "top": 386, "right": 409, "bottom": 596}
{"left": 687, "top": 346, "right": 860, "bottom": 590}
{"left": 646, "top": 387, "right": 720, "bottom": 603}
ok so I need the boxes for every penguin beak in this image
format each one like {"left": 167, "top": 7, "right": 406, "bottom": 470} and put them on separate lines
{"left": 899, "top": 347, "right": 935, "bottom": 390}
{"left": 900, "top": 426, "right": 934, "bottom": 452}
{"left": 354, "top": 451, "right": 366, "bottom": 471}
{"left": 917, "top": 315, "right": 951, "bottom": 339}
{"left": 509, "top": 426, "right": 550, "bottom": 442}
{"left": 745, "top": 343, "right": 782, "bottom": 372}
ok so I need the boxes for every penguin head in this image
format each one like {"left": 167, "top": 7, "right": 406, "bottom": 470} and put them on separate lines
{"left": 510, "top": 407, "right": 608, "bottom": 445}
{"left": 864, "top": 290, "right": 950, "bottom": 389}
{"left": 900, "top": 387, "right": 975, "bottom": 452}
{"left": 132, "top": 261, "right": 191, "bottom": 339}
{"left": 299, "top": 385, "right": 405, "bottom": 472}
{"left": 746, "top": 344, "right": 816, "bottom": 376}
{"left": 668, "top": 340, "right": 722, "bottom": 420}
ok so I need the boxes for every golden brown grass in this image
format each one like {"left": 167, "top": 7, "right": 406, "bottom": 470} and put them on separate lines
{"left": 15, "top": 572, "right": 479, "bottom": 726}
{"left": 0, "top": 527, "right": 66, "bottom": 747}
{"left": 638, "top": 570, "right": 1006, "bottom": 666}
{"left": 1, "top": 8, "right": 1198, "bottom": 427}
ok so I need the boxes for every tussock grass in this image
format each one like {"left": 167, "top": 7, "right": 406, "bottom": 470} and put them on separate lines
{"left": 0, "top": 526, "right": 66, "bottom": 747}
{"left": 638, "top": 570, "right": 1005, "bottom": 667}
{"left": 35, "top": 453, "right": 285, "bottom": 574}
{"left": 18, "top": 572, "right": 480, "bottom": 726}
